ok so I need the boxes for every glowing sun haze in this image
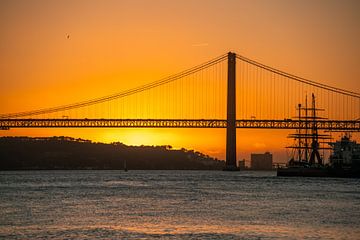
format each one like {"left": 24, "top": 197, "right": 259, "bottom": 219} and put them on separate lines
{"left": 1, "top": 0, "right": 359, "bottom": 162}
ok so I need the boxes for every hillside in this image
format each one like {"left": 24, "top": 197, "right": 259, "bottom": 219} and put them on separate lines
{"left": 0, "top": 136, "right": 225, "bottom": 170}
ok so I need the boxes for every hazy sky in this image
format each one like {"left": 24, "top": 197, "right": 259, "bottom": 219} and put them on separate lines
{"left": 1, "top": 0, "right": 359, "bottom": 162}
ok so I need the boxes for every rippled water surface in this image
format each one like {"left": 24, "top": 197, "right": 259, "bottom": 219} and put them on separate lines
{"left": 1, "top": 170, "right": 359, "bottom": 239}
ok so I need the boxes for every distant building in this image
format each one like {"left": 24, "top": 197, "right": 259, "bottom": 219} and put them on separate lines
{"left": 251, "top": 152, "right": 273, "bottom": 170}
{"left": 238, "top": 159, "right": 246, "bottom": 170}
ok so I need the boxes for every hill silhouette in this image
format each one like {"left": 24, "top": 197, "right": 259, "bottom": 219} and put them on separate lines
{"left": 0, "top": 136, "right": 225, "bottom": 170}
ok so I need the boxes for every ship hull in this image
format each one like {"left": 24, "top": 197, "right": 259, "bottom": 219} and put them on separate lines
{"left": 277, "top": 167, "right": 329, "bottom": 177}
{"left": 277, "top": 167, "right": 360, "bottom": 178}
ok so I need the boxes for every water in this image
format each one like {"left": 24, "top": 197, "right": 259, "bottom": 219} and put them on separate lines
{"left": 0, "top": 170, "right": 359, "bottom": 239}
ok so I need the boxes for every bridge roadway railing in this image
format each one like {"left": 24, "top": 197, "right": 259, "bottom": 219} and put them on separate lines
{"left": 0, "top": 119, "right": 359, "bottom": 131}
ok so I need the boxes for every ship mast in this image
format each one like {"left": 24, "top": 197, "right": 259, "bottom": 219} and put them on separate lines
{"left": 287, "top": 93, "right": 330, "bottom": 166}
{"left": 305, "top": 95, "right": 309, "bottom": 162}
{"left": 309, "top": 93, "right": 322, "bottom": 165}
{"left": 298, "top": 103, "right": 302, "bottom": 162}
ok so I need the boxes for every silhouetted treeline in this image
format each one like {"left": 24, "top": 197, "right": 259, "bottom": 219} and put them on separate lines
{"left": 0, "top": 136, "right": 225, "bottom": 170}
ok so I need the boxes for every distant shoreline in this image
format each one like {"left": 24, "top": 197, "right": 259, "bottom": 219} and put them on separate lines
{"left": 0, "top": 136, "right": 225, "bottom": 171}
{"left": 0, "top": 169, "right": 277, "bottom": 171}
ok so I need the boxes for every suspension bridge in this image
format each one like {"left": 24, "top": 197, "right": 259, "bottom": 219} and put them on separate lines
{"left": 1, "top": 52, "right": 360, "bottom": 170}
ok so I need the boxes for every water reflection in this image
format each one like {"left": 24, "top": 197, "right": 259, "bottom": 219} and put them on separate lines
{"left": 0, "top": 170, "right": 359, "bottom": 239}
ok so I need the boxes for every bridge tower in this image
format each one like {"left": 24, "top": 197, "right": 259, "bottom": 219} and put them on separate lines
{"left": 224, "top": 52, "right": 239, "bottom": 171}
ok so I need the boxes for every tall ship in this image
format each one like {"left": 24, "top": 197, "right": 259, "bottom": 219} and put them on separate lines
{"left": 277, "top": 94, "right": 360, "bottom": 178}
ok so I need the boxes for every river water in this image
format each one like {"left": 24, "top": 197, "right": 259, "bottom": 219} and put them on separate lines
{"left": 0, "top": 170, "right": 359, "bottom": 239}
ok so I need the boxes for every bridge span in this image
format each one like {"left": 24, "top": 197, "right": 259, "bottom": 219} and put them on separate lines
{"left": 1, "top": 52, "right": 360, "bottom": 170}
{"left": 1, "top": 118, "right": 359, "bottom": 131}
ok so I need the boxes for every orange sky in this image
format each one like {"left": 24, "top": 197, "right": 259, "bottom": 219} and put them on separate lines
{"left": 1, "top": 0, "right": 359, "bottom": 163}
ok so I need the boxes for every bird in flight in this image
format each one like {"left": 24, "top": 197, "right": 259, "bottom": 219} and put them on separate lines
{"left": 67, "top": 34, "right": 70, "bottom": 39}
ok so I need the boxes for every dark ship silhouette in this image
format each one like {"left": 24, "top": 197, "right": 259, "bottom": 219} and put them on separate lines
{"left": 277, "top": 94, "right": 360, "bottom": 178}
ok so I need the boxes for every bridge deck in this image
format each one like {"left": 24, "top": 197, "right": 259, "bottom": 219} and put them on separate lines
{"left": 1, "top": 119, "right": 359, "bottom": 131}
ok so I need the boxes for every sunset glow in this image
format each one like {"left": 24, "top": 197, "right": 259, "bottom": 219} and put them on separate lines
{"left": 1, "top": 0, "right": 359, "bottom": 162}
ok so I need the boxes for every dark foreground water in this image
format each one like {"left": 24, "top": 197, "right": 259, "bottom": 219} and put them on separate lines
{"left": 0, "top": 170, "right": 359, "bottom": 239}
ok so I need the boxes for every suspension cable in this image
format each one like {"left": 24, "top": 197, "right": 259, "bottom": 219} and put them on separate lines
{"left": 236, "top": 54, "right": 360, "bottom": 98}
{"left": 1, "top": 54, "right": 227, "bottom": 118}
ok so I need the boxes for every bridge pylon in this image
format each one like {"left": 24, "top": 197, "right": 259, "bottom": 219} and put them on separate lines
{"left": 224, "top": 52, "right": 239, "bottom": 171}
